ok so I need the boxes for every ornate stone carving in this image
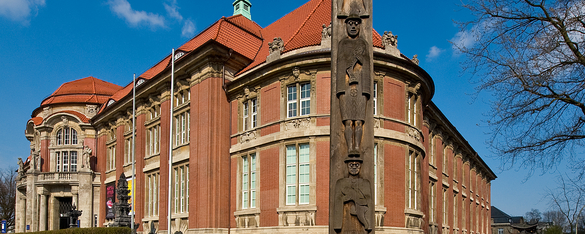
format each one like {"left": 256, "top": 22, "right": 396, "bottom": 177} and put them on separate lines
{"left": 382, "top": 31, "right": 400, "bottom": 57}
{"left": 17, "top": 158, "right": 24, "bottom": 178}
{"left": 61, "top": 116, "right": 69, "bottom": 126}
{"left": 292, "top": 67, "right": 300, "bottom": 79}
{"left": 111, "top": 173, "right": 139, "bottom": 230}
{"left": 322, "top": 23, "right": 332, "bottom": 39}
{"left": 407, "top": 127, "right": 421, "bottom": 142}
{"left": 235, "top": 214, "right": 260, "bottom": 228}
{"left": 279, "top": 211, "right": 316, "bottom": 227}
{"left": 406, "top": 215, "right": 423, "bottom": 229}
{"left": 374, "top": 118, "right": 380, "bottom": 128}
{"left": 284, "top": 118, "right": 311, "bottom": 130}
{"left": 267, "top": 37, "right": 284, "bottom": 63}
{"left": 269, "top": 37, "right": 284, "bottom": 54}
{"left": 239, "top": 130, "right": 258, "bottom": 143}
{"left": 375, "top": 211, "right": 385, "bottom": 227}
{"left": 85, "top": 104, "right": 98, "bottom": 118}
{"left": 412, "top": 54, "right": 419, "bottom": 65}
{"left": 82, "top": 146, "right": 93, "bottom": 170}
{"left": 42, "top": 107, "right": 52, "bottom": 118}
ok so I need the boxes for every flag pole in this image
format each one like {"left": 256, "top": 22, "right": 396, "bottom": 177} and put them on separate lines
{"left": 167, "top": 49, "right": 175, "bottom": 234}
{"left": 131, "top": 73, "right": 136, "bottom": 231}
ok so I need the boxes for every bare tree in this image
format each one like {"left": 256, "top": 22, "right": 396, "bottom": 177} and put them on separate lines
{"left": 543, "top": 210, "right": 568, "bottom": 229}
{"left": 526, "top": 208, "right": 543, "bottom": 223}
{"left": 0, "top": 168, "right": 16, "bottom": 228}
{"left": 457, "top": 0, "right": 585, "bottom": 176}
{"left": 546, "top": 175, "right": 585, "bottom": 234}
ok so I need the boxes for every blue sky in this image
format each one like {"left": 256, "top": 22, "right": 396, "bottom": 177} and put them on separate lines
{"left": 0, "top": 0, "right": 566, "bottom": 217}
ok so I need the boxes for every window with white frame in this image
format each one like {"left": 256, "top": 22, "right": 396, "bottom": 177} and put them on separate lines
{"left": 287, "top": 83, "right": 311, "bottom": 118}
{"left": 407, "top": 92, "right": 418, "bottom": 126}
{"left": 146, "top": 124, "right": 160, "bottom": 156}
{"left": 55, "top": 150, "right": 78, "bottom": 172}
{"left": 241, "top": 153, "right": 257, "bottom": 209}
{"left": 429, "top": 181, "right": 436, "bottom": 223}
{"left": 242, "top": 98, "right": 258, "bottom": 131}
{"left": 286, "top": 143, "right": 310, "bottom": 205}
{"left": 145, "top": 172, "right": 159, "bottom": 217}
{"left": 174, "top": 88, "right": 190, "bottom": 107}
{"left": 124, "top": 137, "right": 133, "bottom": 165}
{"left": 373, "top": 81, "right": 378, "bottom": 115}
{"left": 149, "top": 105, "right": 160, "bottom": 121}
{"left": 498, "top": 228, "right": 503, "bottom": 234}
{"left": 453, "top": 156, "right": 458, "bottom": 181}
{"left": 429, "top": 134, "right": 435, "bottom": 166}
{"left": 443, "top": 187, "right": 448, "bottom": 225}
{"left": 56, "top": 127, "right": 78, "bottom": 145}
{"left": 443, "top": 146, "right": 448, "bottom": 175}
{"left": 107, "top": 144, "right": 116, "bottom": 171}
{"left": 174, "top": 111, "right": 190, "bottom": 146}
{"left": 462, "top": 197, "right": 466, "bottom": 229}
{"left": 407, "top": 150, "right": 420, "bottom": 210}
{"left": 454, "top": 192, "right": 458, "bottom": 228}
{"left": 173, "top": 164, "right": 189, "bottom": 214}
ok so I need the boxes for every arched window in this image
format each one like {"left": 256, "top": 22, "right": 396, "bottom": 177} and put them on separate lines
{"left": 57, "top": 127, "right": 78, "bottom": 145}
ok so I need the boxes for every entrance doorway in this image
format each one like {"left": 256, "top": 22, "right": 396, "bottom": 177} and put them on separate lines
{"left": 57, "top": 197, "right": 72, "bottom": 229}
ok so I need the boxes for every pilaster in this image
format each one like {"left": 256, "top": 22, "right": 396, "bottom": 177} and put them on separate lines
{"left": 78, "top": 171, "right": 94, "bottom": 228}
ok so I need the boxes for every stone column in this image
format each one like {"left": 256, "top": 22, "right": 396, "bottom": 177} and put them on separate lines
{"left": 78, "top": 171, "right": 94, "bottom": 228}
{"left": 39, "top": 190, "right": 47, "bottom": 231}
{"left": 15, "top": 190, "right": 26, "bottom": 233}
{"left": 26, "top": 171, "right": 38, "bottom": 232}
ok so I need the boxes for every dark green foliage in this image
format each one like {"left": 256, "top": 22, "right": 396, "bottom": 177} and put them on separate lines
{"left": 15, "top": 227, "right": 132, "bottom": 234}
{"left": 544, "top": 225, "right": 563, "bottom": 234}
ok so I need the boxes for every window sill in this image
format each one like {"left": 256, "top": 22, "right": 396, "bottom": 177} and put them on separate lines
{"left": 235, "top": 208, "right": 260, "bottom": 216}
{"left": 171, "top": 212, "right": 189, "bottom": 219}
{"left": 277, "top": 205, "right": 317, "bottom": 212}
{"left": 142, "top": 216, "right": 159, "bottom": 222}
{"left": 404, "top": 208, "right": 424, "bottom": 217}
{"left": 144, "top": 117, "right": 161, "bottom": 126}
{"left": 144, "top": 153, "right": 160, "bottom": 160}
{"left": 172, "top": 142, "right": 190, "bottom": 150}
{"left": 173, "top": 101, "right": 190, "bottom": 112}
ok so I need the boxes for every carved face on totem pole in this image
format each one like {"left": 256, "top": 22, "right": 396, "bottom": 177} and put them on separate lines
{"left": 346, "top": 18, "right": 361, "bottom": 38}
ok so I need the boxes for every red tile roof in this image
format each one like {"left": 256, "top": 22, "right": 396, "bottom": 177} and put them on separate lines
{"left": 104, "top": 0, "right": 385, "bottom": 113}
{"left": 40, "top": 76, "right": 122, "bottom": 106}
{"left": 29, "top": 117, "right": 43, "bottom": 126}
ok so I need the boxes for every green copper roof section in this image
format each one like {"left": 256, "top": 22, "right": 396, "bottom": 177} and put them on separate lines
{"left": 233, "top": 0, "right": 252, "bottom": 20}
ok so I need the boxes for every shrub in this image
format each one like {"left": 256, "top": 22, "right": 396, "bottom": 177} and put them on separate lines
{"left": 15, "top": 227, "right": 132, "bottom": 234}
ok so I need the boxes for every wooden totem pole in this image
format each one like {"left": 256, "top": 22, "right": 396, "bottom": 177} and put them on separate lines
{"left": 329, "top": 0, "right": 375, "bottom": 234}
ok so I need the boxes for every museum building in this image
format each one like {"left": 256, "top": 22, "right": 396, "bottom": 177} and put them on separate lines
{"left": 15, "top": 0, "right": 497, "bottom": 233}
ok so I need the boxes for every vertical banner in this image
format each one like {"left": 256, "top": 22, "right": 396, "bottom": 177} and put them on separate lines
{"left": 1, "top": 220, "right": 6, "bottom": 233}
{"left": 106, "top": 183, "right": 115, "bottom": 219}
{"left": 127, "top": 178, "right": 134, "bottom": 215}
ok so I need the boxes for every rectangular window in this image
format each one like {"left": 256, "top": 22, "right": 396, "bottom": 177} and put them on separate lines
{"left": 286, "top": 143, "right": 310, "bottom": 205}
{"left": 63, "top": 151, "right": 69, "bottom": 172}
{"left": 125, "top": 138, "right": 133, "bottom": 165}
{"left": 443, "top": 188, "right": 448, "bottom": 225}
{"left": 243, "top": 102, "right": 249, "bottom": 131}
{"left": 241, "top": 153, "right": 257, "bottom": 209}
{"left": 373, "top": 81, "right": 378, "bottom": 115}
{"left": 498, "top": 228, "right": 503, "bottom": 234}
{"left": 145, "top": 172, "right": 159, "bottom": 217}
{"left": 430, "top": 181, "right": 436, "bottom": 223}
{"left": 443, "top": 147, "right": 448, "bottom": 174}
{"left": 300, "top": 83, "right": 311, "bottom": 116}
{"left": 251, "top": 98, "right": 258, "bottom": 128}
{"left": 70, "top": 151, "right": 77, "bottom": 172}
{"left": 454, "top": 192, "right": 458, "bottom": 228}
{"left": 462, "top": 198, "right": 466, "bottom": 229}
{"left": 407, "top": 150, "right": 420, "bottom": 209}
{"left": 173, "top": 164, "right": 188, "bottom": 214}
{"left": 429, "top": 134, "right": 435, "bottom": 166}
{"left": 146, "top": 124, "right": 160, "bottom": 156}
{"left": 64, "top": 128, "right": 70, "bottom": 145}
{"left": 408, "top": 93, "right": 417, "bottom": 126}
{"left": 174, "top": 89, "right": 190, "bottom": 107}
{"left": 56, "top": 152, "right": 61, "bottom": 172}
{"left": 107, "top": 145, "right": 116, "bottom": 171}
{"left": 287, "top": 86, "right": 297, "bottom": 118}
{"left": 454, "top": 157, "right": 458, "bottom": 181}
{"left": 174, "top": 111, "right": 190, "bottom": 146}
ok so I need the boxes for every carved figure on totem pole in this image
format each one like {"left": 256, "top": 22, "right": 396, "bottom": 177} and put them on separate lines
{"left": 337, "top": 14, "right": 371, "bottom": 157}
{"left": 333, "top": 157, "right": 373, "bottom": 233}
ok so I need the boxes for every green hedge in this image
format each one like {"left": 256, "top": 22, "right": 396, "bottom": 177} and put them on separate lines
{"left": 16, "top": 227, "right": 132, "bottom": 234}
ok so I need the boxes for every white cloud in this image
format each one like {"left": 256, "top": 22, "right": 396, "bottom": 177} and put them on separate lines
{"left": 181, "top": 19, "right": 195, "bottom": 38}
{"left": 164, "top": 0, "right": 182, "bottom": 21}
{"left": 426, "top": 46, "right": 444, "bottom": 60}
{"left": 451, "top": 19, "right": 497, "bottom": 53}
{"left": 107, "top": 0, "right": 165, "bottom": 29}
{"left": 0, "top": 0, "right": 45, "bottom": 24}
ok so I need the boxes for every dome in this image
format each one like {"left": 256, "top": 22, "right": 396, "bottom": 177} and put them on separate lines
{"left": 40, "top": 76, "right": 123, "bottom": 107}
